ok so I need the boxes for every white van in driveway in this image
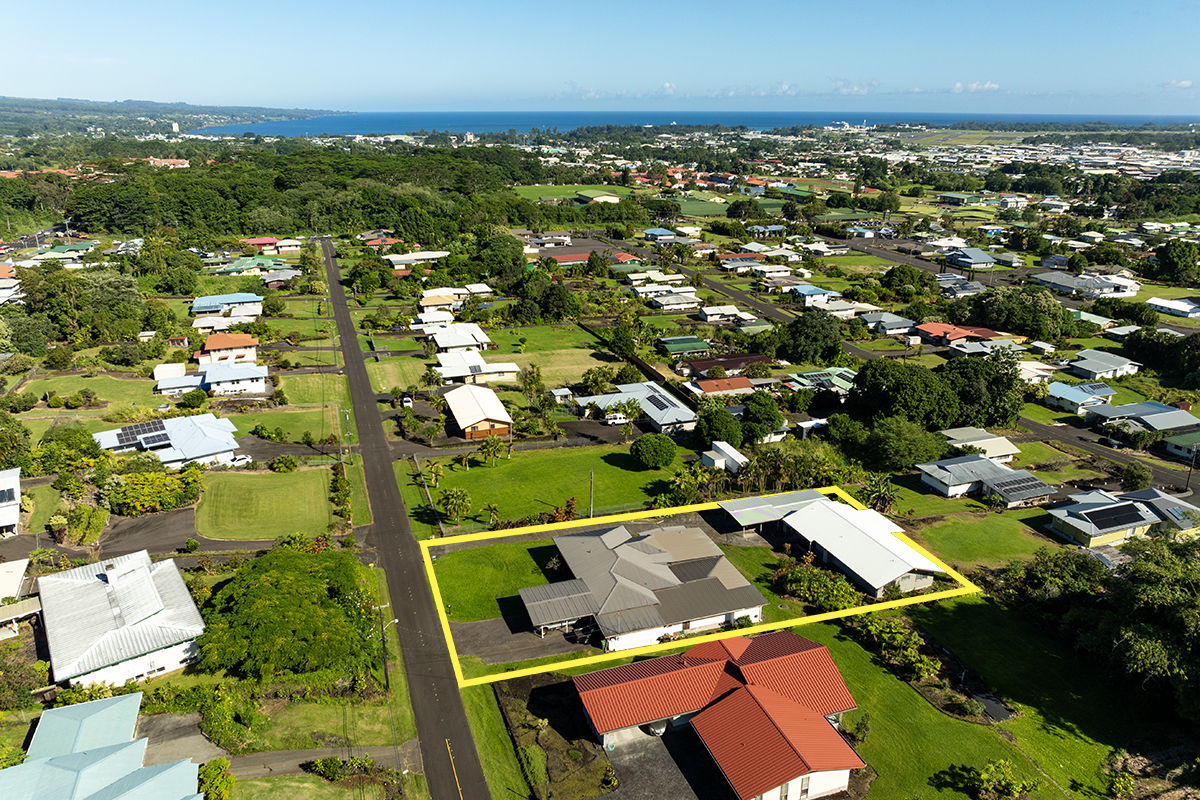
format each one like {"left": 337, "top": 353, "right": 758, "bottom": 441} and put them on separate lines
{"left": 605, "top": 413, "right": 628, "bottom": 426}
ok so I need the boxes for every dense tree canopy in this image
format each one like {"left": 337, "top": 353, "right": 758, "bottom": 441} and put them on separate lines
{"left": 846, "top": 359, "right": 960, "bottom": 430}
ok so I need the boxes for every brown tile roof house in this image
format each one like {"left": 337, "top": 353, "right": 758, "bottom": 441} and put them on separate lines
{"left": 574, "top": 631, "right": 863, "bottom": 800}
{"left": 685, "top": 353, "right": 771, "bottom": 376}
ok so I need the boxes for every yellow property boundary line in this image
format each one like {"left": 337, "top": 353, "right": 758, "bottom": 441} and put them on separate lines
{"left": 419, "top": 486, "right": 980, "bottom": 688}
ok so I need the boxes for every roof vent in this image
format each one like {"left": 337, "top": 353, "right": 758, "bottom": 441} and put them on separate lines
{"left": 104, "top": 563, "right": 115, "bottom": 571}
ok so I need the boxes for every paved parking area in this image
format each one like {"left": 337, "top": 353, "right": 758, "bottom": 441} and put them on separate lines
{"left": 607, "top": 727, "right": 734, "bottom": 800}
{"left": 136, "top": 713, "right": 227, "bottom": 766}
{"left": 450, "top": 615, "right": 593, "bottom": 664}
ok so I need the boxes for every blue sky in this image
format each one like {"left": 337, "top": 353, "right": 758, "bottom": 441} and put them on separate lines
{"left": 8, "top": 0, "right": 1199, "bottom": 116}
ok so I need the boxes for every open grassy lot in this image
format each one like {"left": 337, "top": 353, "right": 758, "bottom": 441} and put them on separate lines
{"left": 462, "top": 684, "right": 529, "bottom": 800}
{"left": 909, "top": 595, "right": 1177, "bottom": 799}
{"left": 233, "top": 775, "right": 376, "bottom": 800}
{"left": 889, "top": 473, "right": 986, "bottom": 517}
{"left": 365, "top": 356, "right": 433, "bottom": 394}
{"left": 21, "top": 374, "right": 158, "bottom": 406}
{"left": 277, "top": 348, "right": 341, "bottom": 368}
{"left": 21, "top": 414, "right": 114, "bottom": 442}
{"left": 1018, "top": 402, "right": 1080, "bottom": 426}
{"left": 397, "top": 444, "right": 693, "bottom": 539}
{"left": 26, "top": 484, "right": 63, "bottom": 536}
{"left": 279, "top": 374, "right": 349, "bottom": 405}
{"left": 799, "top": 620, "right": 1066, "bottom": 800}
{"left": 511, "top": 184, "right": 635, "bottom": 201}
{"left": 196, "top": 470, "right": 333, "bottom": 540}
{"left": 507, "top": 348, "right": 620, "bottom": 387}
{"left": 905, "top": 508, "right": 1060, "bottom": 570}
{"left": 1010, "top": 440, "right": 1106, "bottom": 484}
{"left": 228, "top": 408, "right": 337, "bottom": 442}
{"left": 434, "top": 539, "right": 559, "bottom": 622}
{"left": 486, "top": 323, "right": 599, "bottom": 355}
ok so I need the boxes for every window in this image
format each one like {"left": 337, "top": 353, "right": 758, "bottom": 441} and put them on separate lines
{"left": 800, "top": 776, "right": 810, "bottom": 799}
{"left": 781, "top": 782, "right": 789, "bottom": 800}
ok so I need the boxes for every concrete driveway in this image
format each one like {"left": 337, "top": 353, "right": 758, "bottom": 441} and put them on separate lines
{"left": 137, "top": 713, "right": 227, "bottom": 766}
{"left": 449, "top": 616, "right": 593, "bottom": 664}
{"left": 607, "top": 726, "right": 735, "bottom": 800}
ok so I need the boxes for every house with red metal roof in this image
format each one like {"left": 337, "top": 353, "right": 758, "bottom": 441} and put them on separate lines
{"left": 574, "top": 631, "right": 864, "bottom": 799}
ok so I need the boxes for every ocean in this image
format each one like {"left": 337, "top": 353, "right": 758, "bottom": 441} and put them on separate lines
{"left": 191, "top": 110, "right": 1200, "bottom": 137}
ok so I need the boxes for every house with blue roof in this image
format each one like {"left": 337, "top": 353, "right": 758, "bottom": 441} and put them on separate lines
{"left": 0, "top": 692, "right": 204, "bottom": 800}
{"left": 641, "top": 228, "right": 677, "bottom": 242}
{"left": 791, "top": 284, "right": 842, "bottom": 306}
{"left": 1045, "top": 381, "right": 1116, "bottom": 414}
{"left": 94, "top": 413, "right": 239, "bottom": 469}
{"left": 945, "top": 248, "right": 996, "bottom": 270}
{"left": 190, "top": 293, "right": 263, "bottom": 317}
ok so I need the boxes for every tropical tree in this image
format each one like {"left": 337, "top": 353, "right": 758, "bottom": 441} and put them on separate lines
{"left": 439, "top": 487, "right": 472, "bottom": 525}
{"left": 858, "top": 473, "right": 899, "bottom": 513}
{"left": 479, "top": 435, "right": 505, "bottom": 466}
{"left": 422, "top": 364, "right": 442, "bottom": 391}
{"left": 518, "top": 364, "right": 545, "bottom": 406}
{"left": 458, "top": 452, "right": 470, "bottom": 472}
{"left": 426, "top": 461, "right": 444, "bottom": 488}
{"left": 481, "top": 503, "right": 501, "bottom": 527}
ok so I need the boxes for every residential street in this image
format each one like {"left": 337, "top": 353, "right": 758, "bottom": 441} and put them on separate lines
{"left": 320, "top": 238, "right": 489, "bottom": 800}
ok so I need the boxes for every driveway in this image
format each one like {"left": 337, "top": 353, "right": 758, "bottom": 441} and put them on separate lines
{"left": 607, "top": 726, "right": 734, "bottom": 800}
{"left": 101, "top": 507, "right": 198, "bottom": 556}
{"left": 449, "top": 616, "right": 593, "bottom": 664}
{"left": 137, "top": 713, "right": 227, "bottom": 766}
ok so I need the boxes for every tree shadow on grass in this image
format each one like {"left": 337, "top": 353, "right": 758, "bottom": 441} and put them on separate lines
{"left": 928, "top": 764, "right": 979, "bottom": 795}
{"left": 600, "top": 451, "right": 652, "bottom": 472}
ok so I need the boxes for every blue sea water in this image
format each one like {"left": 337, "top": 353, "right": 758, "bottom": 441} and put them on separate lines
{"left": 192, "top": 110, "right": 1200, "bottom": 137}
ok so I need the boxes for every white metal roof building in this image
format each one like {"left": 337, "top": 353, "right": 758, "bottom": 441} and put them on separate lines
{"left": 941, "top": 427, "right": 1021, "bottom": 462}
{"left": 435, "top": 350, "right": 519, "bottom": 383}
{"left": 38, "top": 551, "right": 205, "bottom": 685}
{"left": 93, "top": 414, "right": 239, "bottom": 468}
{"left": 781, "top": 499, "right": 945, "bottom": 597}
{"left": 574, "top": 382, "right": 696, "bottom": 434}
{"left": 443, "top": 384, "right": 513, "bottom": 439}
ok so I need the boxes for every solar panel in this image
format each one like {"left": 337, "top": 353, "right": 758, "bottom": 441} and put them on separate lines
{"left": 116, "top": 432, "right": 139, "bottom": 446}
{"left": 646, "top": 395, "right": 669, "bottom": 411}
{"left": 142, "top": 433, "right": 171, "bottom": 448}
{"left": 1167, "top": 507, "right": 1186, "bottom": 521}
{"left": 1084, "top": 505, "right": 1147, "bottom": 530}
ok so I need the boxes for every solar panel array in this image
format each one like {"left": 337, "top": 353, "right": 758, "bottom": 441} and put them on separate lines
{"left": 115, "top": 419, "right": 167, "bottom": 447}
{"left": 1080, "top": 383, "right": 1110, "bottom": 395}
{"left": 1084, "top": 504, "right": 1147, "bottom": 530}
{"left": 991, "top": 475, "right": 1051, "bottom": 499}
{"left": 645, "top": 395, "right": 670, "bottom": 411}
{"left": 142, "top": 433, "right": 171, "bottom": 448}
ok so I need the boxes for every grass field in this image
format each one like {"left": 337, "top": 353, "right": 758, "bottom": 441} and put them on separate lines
{"left": 229, "top": 408, "right": 337, "bottom": 442}
{"left": 462, "top": 685, "right": 529, "bottom": 800}
{"left": 233, "top": 775, "right": 378, "bottom": 800}
{"left": 26, "top": 484, "right": 63, "bottom": 536}
{"left": 1010, "top": 440, "right": 1105, "bottom": 483}
{"left": 365, "top": 356, "right": 432, "bottom": 393}
{"left": 21, "top": 415, "right": 113, "bottom": 443}
{"left": 434, "top": 540, "right": 559, "bottom": 621}
{"left": 506, "top": 348, "right": 620, "bottom": 387}
{"left": 347, "top": 463, "right": 372, "bottom": 525}
{"left": 279, "top": 374, "right": 349, "bottom": 405}
{"left": 196, "top": 470, "right": 334, "bottom": 540}
{"left": 399, "top": 444, "right": 692, "bottom": 538}
{"left": 21, "top": 374, "right": 158, "bottom": 407}
{"left": 905, "top": 509, "right": 1060, "bottom": 569}
{"left": 512, "top": 184, "right": 636, "bottom": 201}
{"left": 1018, "top": 402, "right": 1081, "bottom": 426}
{"left": 888, "top": 473, "right": 986, "bottom": 517}
{"left": 909, "top": 595, "right": 1178, "bottom": 799}
{"left": 800, "top": 621, "right": 1066, "bottom": 800}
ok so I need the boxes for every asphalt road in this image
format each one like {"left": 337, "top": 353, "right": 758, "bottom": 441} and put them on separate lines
{"left": 1018, "top": 415, "right": 1190, "bottom": 492}
{"left": 320, "top": 239, "right": 489, "bottom": 800}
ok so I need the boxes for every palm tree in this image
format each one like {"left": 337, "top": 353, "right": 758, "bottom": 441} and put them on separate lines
{"left": 421, "top": 364, "right": 442, "bottom": 391}
{"left": 482, "top": 503, "right": 501, "bottom": 528}
{"left": 479, "top": 435, "right": 505, "bottom": 466}
{"left": 426, "top": 461, "right": 444, "bottom": 489}
{"left": 439, "top": 487, "right": 472, "bottom": 526}
{"left": 859, "top": 473, "right": 898, "bottom": 514}
{"left": 459, "top": 452, "right": 470, "bottom": 472}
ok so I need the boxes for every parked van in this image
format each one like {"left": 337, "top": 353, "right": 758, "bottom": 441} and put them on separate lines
{"left": 605, "top": 413, "right": 628, "bottom": 426}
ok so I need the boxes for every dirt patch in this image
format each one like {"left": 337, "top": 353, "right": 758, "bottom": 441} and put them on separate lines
{"left": 847, "top": 765, "right": 878, "bottom": 800}
{"left": 494, "top": 673, "right": 614, "bottom": 800}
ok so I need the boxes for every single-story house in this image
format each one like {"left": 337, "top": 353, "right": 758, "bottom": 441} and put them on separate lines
{"left": 577, "top": 190, "right": 621, "bottom": 204}
{"left": 1068, "top": 349, "right": 1140, "bottom": 380}
{"left": 682, "top": 353, "right": 771, "bottom": 378}
{"left": 787, "top": 367, "right": 857, "bottom": 395}
{"left": 434, "top": 350, "right": 519, "bottom": 384}
{"left": 191, "top": 292, "right": 263, "bottom": 317}
{"left": 383, "top": 250, "right": 450, "bottom": 267}
{"left": 945, "top": 248, "right": 995, "bottom": 270}
{"left": 1120, "top": 488, "right": 1200, "bottom": 538}
{"left": 0, "top": 467, "right": 20, "bottom": 538}
{"left": 916, "top": 454, "right": 1054, "bottom": 508}
{"left": 262, "top": 268, "right": 302, "bottom": 289}
{"left": 642, "top": 228, "right": 677, "bottom": 242}
{"left": 700, "top": 441, "right": 749, "bottom": 473}
{"left": 93, "top": 414, "right": 239, "bottom": 469}
{"left": 937, "top": 192, "right": 981, "bottom": 206}
{"left": 193, "top": 332, "right": 258, "bottom": 364}
{"left": 657, "top": 336, "right": 710, "bottom": 357}
{"left": 519, "top": 526, "right": 765, "bottom": 650}
{"left": 573, "top": 631, "right": 864, "bottom": 800}
{"left": 443, "top": 384, "right": 512, "bottom": 439}
{"left": 1084, "top": 401, "right": 1200, "bottom": 434}
{"left": 993, "top": 252, "right": 1024, "bottom": 267}
{"left": 651, "top": 292, "right": 701, "bottom": 311}
{"left": 1044, "top": 381, "right": 1116, "bottom": 414}
{"left": 1018, "top": 361, "right": 1057, "bottom": 384}
{"left": 942, "top": 280, "right": 986, "bottom": 299}
{"left": 38, "top": 550, "right": 205, "bottom": 686}
{"left": 575, "top": 382, "right": 696, "bottom": 433}
{"left": 948, "top": 339, "right": 1027, "bottom": 358}
{"left": 0, "top": 691, "right": 204, "bottom": 800}
{"left": 860, "top": 312, "right": 915, "bottom": 335}
{"left": 1048, "top": 490, "right": 1160, "bottom": 547}
{"left": 686, "top": 376, "right": 755, "bottom": 397}
{"left": 191, "top": 315, "right": 256, "bottom": 334}
{"left": 817, "top": 300, "right": 882, "bottom": 320}
{"left": 699, "top": 306, "right": 757, "bottom": 325}
{"left": 155, "top": 363, "right": 268, "bottom": 397}
{"left": 1164, "top": 429, "right": 1200, "bottom": 460}
{"left": 1042, "top": 254, "right": 1069, "bottom": 269}
{"left": 428, "top": 323, "right": 492, "bottom": 353}
{"left": 1148, "top": 296, "right": 1200, "bottom": 318}
{"left": 941, "top": 427, "right": 1021, "bottom": 462}
{"left": 788, "top": 501, "right": 946, "bottom": 596}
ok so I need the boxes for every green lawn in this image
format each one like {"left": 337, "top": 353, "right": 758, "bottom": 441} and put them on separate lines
{"left": 347, "top": 463, "right": 372, "bottom": 525}
{"left": 26, "top": 485, "right": 63, "bottom": 536}
{"left": 21, "top": 415, "right": 114, "bottom": 443}
{"left": 233, "top": 775, "right": 375, "bottom": 800}
{"left": 229, "top": 408, "right": 337, "bottom": 442}
{"left": 365, "top": 356, "right": 432, "bottom": 394}
{"left": 461, "top": 685, "right": 530, "bottom": 800}
{"left": 888, "top": 473, "right": 986, "bottom": 518}
{"left": 905, "top": 509, "right": 1061, "bottom": 570}
{"left": 435, "top": 540, "right": 562, "bottom": 622}
{"left": 799, "top": 621, "right": 1066, "bottom": 800}
{"left": 485, "top": 323, "right": 600, "bottom": 355}
{"left": 718, "top": 544, "right": 807, "bottom": 623}
{"left": 511, "top": 184, "right": 635, "bottom": 201}
{"left": 909, "top": 595, "right": 1178, "bottom": 799}
{"left": 196, "top": 470, "right": 334, "bottom": 540}
{"left": 279, "top": 374, "right": 349, "bottom": 405}
{"left": 1018, "top": 402, "right": 1080, "bottom": 426}
{"left": 21, "top": 374, "right": 158, "bottom": 407}
{"left": 397, "top": 444, "right": 693, "bottom": 539}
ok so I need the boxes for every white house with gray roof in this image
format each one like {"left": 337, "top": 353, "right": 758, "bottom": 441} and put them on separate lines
{"left": 518, "top": 526, "right": 765, "bottom": 651}
{"left": 38, "top": 551, "right": 205, "bottom": 686}
{"left": 1068, "top": 349, "right": 1140, "bottom": 380}
{"left": 93, "top": 414, "right": 239, "bottom": 469}
{"left": 916, "top": 454, "right": 1054, "bottom": 508}
{"left": 575, "top": 382, "right": 696, "bottom": 434}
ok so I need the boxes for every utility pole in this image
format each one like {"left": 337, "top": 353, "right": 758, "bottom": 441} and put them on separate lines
{"left": 1186, "top": 443, "right": 1198, "bottom": 491}
{"left": 590, "top": 470, "right": 594, "bottom": 518}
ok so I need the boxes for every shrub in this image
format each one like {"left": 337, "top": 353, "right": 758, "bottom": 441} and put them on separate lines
{"left": 518, "top": 744, "right": 548, "bottom": 787}
{"left": 198, "top": 757, "right": 236, "bottom": 800}
{"left": 184, "top": 537, "right": 200, "bottom": 553}
{"left": 46, "top": 395, "right": 64, "bottom": 408}
{"left": 178, "top": 389, "right": 208, "bottom": 409}
{"left": 269, "top": 454, "right": 299, "bottom": 473}
{"left": 66, "top": 504, "right": 109, "bottom": 545}
{"left": 629, "top": 433, "right": 677, "bottom": 469}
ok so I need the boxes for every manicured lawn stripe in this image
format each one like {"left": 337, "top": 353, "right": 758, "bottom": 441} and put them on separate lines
{"left": 461, "top": 685, "right": 529, "bottom": 800}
